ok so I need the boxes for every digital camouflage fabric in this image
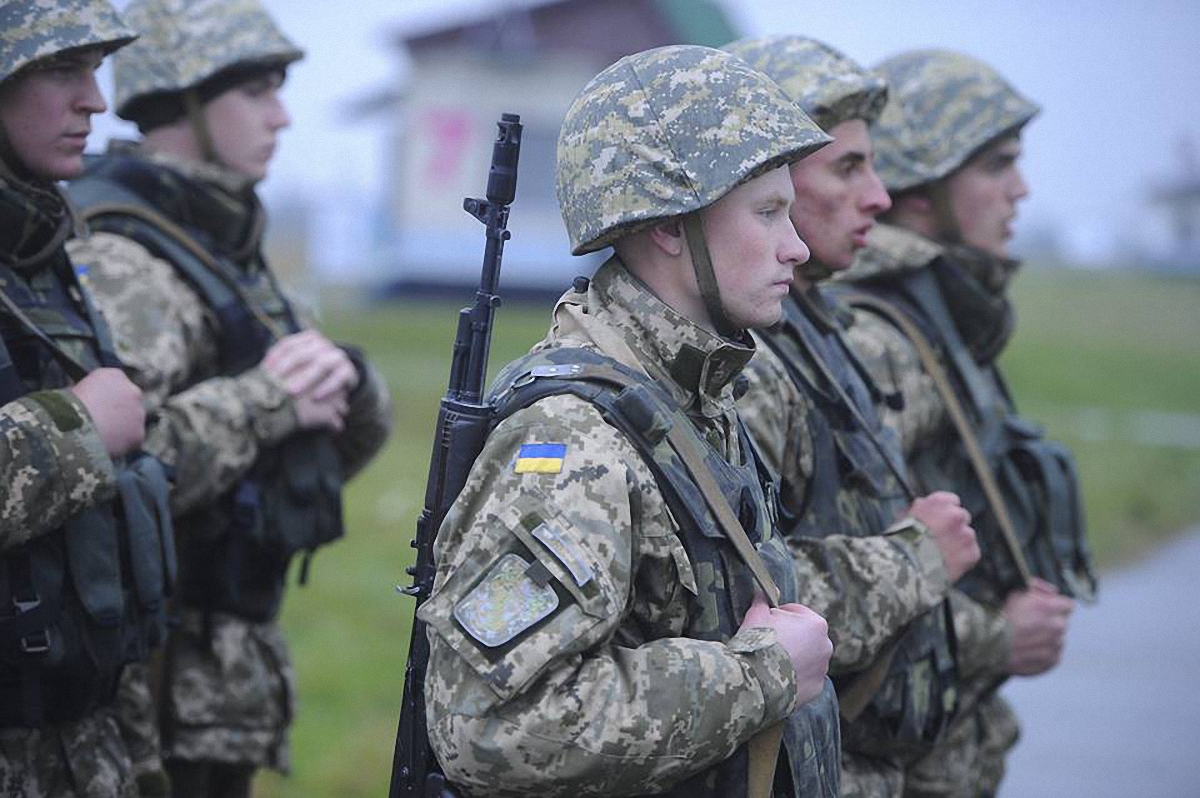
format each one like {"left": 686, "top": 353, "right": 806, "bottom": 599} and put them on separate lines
{"left": 739, "top": 334, "right": 949, "bottom": 674}
{"left": 0, "top": 0, "right": 134, "bottom": 84}
{"left": 420, "top": 259, "right": 836, "bottom": 797}
{"left": 839, "top": 222, "right": 1022, "bottom": 795}
{"left": 871, "top": 49, "right": 1040, "bottom": 192}
{"left": 556, "top": 44, "right": 830, "bottom": 254}
{"left": 112, "top": 0, "right": 303, "bottom": 118}
{"left": 0, "top": 391, "right": 115, "bottom": 549}
{"left": 0, "top": 711, "right": 137, "bottom": 798}
{"left": 66, "top": 147, "right": 394, "bottom": 771}
{"left": 723, "top": 35, "right": 888, "bottom": 133}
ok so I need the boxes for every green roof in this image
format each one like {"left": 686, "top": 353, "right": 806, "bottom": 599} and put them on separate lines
{"left": 652, "top": 0, "right": 740, "bottom": 47}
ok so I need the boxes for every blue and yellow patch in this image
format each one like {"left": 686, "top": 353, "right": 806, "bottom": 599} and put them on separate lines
{"left": 514, "top": 443, "right": 566, "bottom": 474}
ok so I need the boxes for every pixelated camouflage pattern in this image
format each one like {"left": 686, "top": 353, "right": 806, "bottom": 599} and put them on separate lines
{"left": 838, "top": 224, "right": 947, "bottom": 456}
{"left": 740, "top": 332, "right": 949, "bottom": 674}
{"left": 114, "top": 664, "right": 167, "bottom": 788}
{"left": 67, "top": 230, "right": 300, "bottom": 515}
{"left": 0, "top": 0, "right": 134, "bottom": 84}
{"left": 420, "top": 258, "right": 812, "bottom": 795}
{"left": 0, "top": 707, "right": 137, "bottom": 797}
{"left": 871, "top": 49, "right": 1040, "bottom": 192}
{"left": 723, "top": 35, "right": 888, "bottom": 132}
{"left": 903, "top": 690, "right": 1017, "bottom": 798}
{"left": 112, "top": 0, "right": 303, "bottom": 118}
{"left": 556, "top": 45, "right": 830, "bottom": 255}
{"left": 0, "top": 392, "right": 116, "bottom": 550}
{"left": 0, "top": 177, "right": 118, "bottom": 550}
{"left": 838, "top": 222, "right": 1022, "bottom": 793}
{"left": 67, "top": 148, "right": 393, "bottom": 770}
{"left": 163, "top": 610, "right": 296, "bottom": 769}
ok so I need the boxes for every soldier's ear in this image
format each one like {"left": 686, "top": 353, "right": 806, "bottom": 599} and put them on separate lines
{"left": 648, "top": 218, "right": 685, "bottom": 257}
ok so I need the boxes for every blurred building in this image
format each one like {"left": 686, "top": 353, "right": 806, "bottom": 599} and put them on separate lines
{"left": 356, "top": 0, "right": 739, "bottom": 297}
{"left": 1146, "top": 137, "right": 1200, "bottom": 274}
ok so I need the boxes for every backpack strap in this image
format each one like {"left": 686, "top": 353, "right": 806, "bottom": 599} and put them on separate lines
{"left": 844, "top": 289, "right": 1033, "bottom": 587}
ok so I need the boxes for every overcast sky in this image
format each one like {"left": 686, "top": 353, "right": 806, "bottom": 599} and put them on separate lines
{"left": 94, "top": 0, "right": 1200, "bottom": 264}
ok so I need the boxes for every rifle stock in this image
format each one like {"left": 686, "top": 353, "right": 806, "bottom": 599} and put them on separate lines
{"left": 389, "top": 113, "right": 522, "bottom": 798}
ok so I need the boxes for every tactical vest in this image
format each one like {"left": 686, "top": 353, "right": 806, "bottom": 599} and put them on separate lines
{"left": 488, "top": 345, "right": 840, "bottom": 798}
{"left": 838, "top": 264, "right": 1095, "bottom": 604}
{"left": 758, "top": 293, "right": 957, "bottom": 760}
{"left": 0, "top": 256, "right": 175, "bottom": 728}
{"left": 69, "top": 157, "right": 344, "bottom": 624}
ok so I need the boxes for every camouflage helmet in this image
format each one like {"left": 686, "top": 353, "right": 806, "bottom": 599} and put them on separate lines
{"left": 872, "top": 49, "right": 1039, "bottom": 192}
{"left": 723, "top": 35, "right": 887, "bottom": 133}
{"left": 113, "top": 0, "right": 303, "bottom": 119}
{"left": 0, "top": 0, "right": 135, "bottom": 85}
{"left": 557, "top": 45, "right": 830, "bottom": 255}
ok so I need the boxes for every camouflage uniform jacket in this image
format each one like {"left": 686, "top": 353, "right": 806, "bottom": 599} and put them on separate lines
{"left": 65, "top": 148, "right": 393, "bottom": 771}
{"left": 741, "top": 292, "right": 950, "bottom": 675}
{"left": 836, "top": 223, "right": 1019, "bottom": 789}
{"left": 836, "top": 223, "right": 1014, "bottom": 685}
{"left": 0, "top": 177, "right": 137, "bottom": 796}
{"left": 420, "top": 257, "right": 832, "bottom": 797}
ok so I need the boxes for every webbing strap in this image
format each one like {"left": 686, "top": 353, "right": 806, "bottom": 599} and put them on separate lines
{"left": 847, "top": 292, "right": 1033, "bottom": 586}
{"left": 682, "top": 214, "right": 738, "bottom": 339}
{"left": 521, "top": 361, "right": 782, "bottom": 607}
{"left": 0, "top": 284, "right": 89, "bottom": 383}
{"left": 784, "top": 292, "right": 917, "bottom": 501}
{"left": 78, "top": 201, "right": 290, "bottom": 342}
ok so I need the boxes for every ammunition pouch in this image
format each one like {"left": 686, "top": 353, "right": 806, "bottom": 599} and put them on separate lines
{"left": 177, "top": 431, "right": 344, "bottom": 623}
{"left": 0, "top": 453, "right": 175, "bottom": 727}
{"left": 961, "top": 416, "right": 1095, "bottom": 602}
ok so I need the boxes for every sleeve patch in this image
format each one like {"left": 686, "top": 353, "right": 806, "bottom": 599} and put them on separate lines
{"left": 453, "top": 553, "right": 560, "bottom": 647}
{"left": 531, "top": 520, "right": 593, "bottom": 586}
{"left": 514, "top": 442, "right": 567, "bottom": 474}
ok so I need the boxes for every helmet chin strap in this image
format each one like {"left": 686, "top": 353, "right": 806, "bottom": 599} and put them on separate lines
{"left": 682, "top": 212, "right": 739, "bottom": 338}
{"left": 184, "top": 89, "right": 222, "bottom": 167}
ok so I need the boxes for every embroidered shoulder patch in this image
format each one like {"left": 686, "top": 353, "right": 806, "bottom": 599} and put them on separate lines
{"left": 454, "top": 553, "right": 559, "bottom": 647}
{"left": 514, "top": 442, "right": 567, "bottom": 474}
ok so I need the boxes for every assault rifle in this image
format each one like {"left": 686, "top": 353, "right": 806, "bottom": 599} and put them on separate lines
{"left": 388, "top": 113, "right": 522, "bottom": 798}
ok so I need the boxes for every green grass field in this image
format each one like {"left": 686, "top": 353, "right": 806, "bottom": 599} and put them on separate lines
{"left": 257, "top": 267, "right": 1200, "bottom": 797}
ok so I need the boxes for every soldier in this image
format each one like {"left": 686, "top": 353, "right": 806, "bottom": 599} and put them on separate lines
{"left": 0, "top": 1, "right": 176, "bottom": 796}
{"left": 64, "top": 1, "right": 394, "bottom": 796}
{"left": 835, "top": 50, "right": 1085, "bottom": 797}
{"left": 725, "top": 36, "right": 980, "bottom": 797}
{"left": 419, "top": 45, "right": 841, "bottom": 797}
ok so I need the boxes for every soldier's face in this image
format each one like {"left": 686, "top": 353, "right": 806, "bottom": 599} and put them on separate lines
{"left": 204, "top": 70, "right": 290, "bottom": 182}
{"left": 0, "top": 49, "right": 106, "bottom": 181}
{"left": 701, "top": 166, "right": 809, "bottom": 329}
{"left": 944, "top": 133, "right": 1029, "bottom": 258}
{"left": 788, "top": 119, "right": 891, "bottom": 272}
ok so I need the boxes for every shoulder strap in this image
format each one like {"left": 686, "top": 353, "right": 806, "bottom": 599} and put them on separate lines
{"left": 767, "top": 295, "right": 917, "bottom": 501}
{"left": 78, "top": 202, "right": 291, "bottom": 342}
{"left": 0, "top": 282, "right": 89, "bottom": 383}
{"left": 497, "top": 355, "right": 783, "bottom": 607}
{"left": 844, "top": 289, "right": 1033, "bottom": 586}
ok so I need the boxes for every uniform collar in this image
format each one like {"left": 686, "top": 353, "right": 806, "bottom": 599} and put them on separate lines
{"left": 838, "top": 222, "right": 945, "bottom": 283}
{"left": 0, "top": 176, "right": 72, "bottom": 276}
{"left": 90, "top": 141, "right": 264, "bottom": 266}
{"left": 549, "top": 256, "right": 755, "bottom": 418}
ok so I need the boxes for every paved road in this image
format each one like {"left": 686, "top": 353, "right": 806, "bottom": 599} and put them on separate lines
{"left": 999, "top": 531, "right": 1200, "bottom": 798}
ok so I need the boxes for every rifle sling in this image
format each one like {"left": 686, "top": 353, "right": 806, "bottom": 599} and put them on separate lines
{"left": 847, "top": 292, "right": 1033, "bottom": 586}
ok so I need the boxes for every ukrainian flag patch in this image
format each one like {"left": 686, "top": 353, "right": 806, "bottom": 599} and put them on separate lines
{"left": 514, "top": 443, "right": 566, "bottom": 474}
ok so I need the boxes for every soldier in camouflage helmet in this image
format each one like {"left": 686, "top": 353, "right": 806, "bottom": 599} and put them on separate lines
{"left": 0, "top": 2, "right": 178, "bottom": 797}
{"left": 62, "top": 1, "right": 394, "bottom": 796}
{"left": 836, "top": 50, "right": 1081, "bottom": 798}
{"left": 725, "top": 36, "right": 980, "bottom": 798}
{"left": 420, "top": 45, "right": 843, "bottom": 796}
